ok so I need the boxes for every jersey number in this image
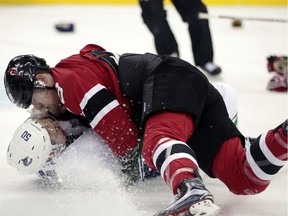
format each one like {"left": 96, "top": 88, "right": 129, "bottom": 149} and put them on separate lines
{"left": 21, "top": 131, "right": 32, "bottom": 141}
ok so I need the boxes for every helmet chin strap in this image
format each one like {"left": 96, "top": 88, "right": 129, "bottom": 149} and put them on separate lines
{"left": 44, "top": 85, "right": 55, "bottom": 90}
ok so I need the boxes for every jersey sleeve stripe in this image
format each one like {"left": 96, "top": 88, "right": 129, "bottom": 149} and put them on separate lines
{"left": 79, "top": 83, "right": 120, "bottom": 128}
{"left": 80, "top": 84, "right": 105, "bottom": 110}
{"left": 90, "top": 100, "right": 119, "bottom": 128}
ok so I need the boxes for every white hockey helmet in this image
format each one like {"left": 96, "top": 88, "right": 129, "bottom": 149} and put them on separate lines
{"left": 7, "top": 119, "right": 53, "bottom": 174}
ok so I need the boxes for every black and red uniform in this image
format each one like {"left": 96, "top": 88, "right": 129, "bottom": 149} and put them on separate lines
{"left": 51, "top": 44, "right": 139, "bottom": 158}
{"left": 51, "top": 44, "right": 287, "bottom": 195}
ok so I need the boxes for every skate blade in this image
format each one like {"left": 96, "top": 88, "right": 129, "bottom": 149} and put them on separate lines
{"left": 189, "top": 200, "right": 220, "bottom": 216}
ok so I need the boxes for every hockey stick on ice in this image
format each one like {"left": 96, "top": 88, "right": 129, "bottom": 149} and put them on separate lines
{"left": 199, "top": 12, "right": 288, "bottom": 23}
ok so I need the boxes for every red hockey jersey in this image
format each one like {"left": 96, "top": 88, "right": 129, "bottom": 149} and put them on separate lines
{"left": 50, "top": 44, "right": 139, "bottom": 157}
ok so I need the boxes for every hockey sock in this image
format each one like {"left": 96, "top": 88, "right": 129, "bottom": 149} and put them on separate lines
{"left": 245, "top": 123, "right": 288, "bottom": 183}
{"left": 152, "top": 138, "right": 199, "bottom": 194}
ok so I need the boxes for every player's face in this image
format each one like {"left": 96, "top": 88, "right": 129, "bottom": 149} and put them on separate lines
{"left": 31, "top": 88, "right": 66, "bottom": 117}
{"left": 37, "top": 118, "right": 66, "bottom": 145}
{"left": 37, "top": 118, "right": 67, "bottom": 159}
{"left": 31, "top": 72, "right": 66, "bottom": 117}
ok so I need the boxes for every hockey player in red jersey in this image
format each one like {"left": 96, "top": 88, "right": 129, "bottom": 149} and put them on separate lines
{"left": 4, "top": 44, "right": 288, "bottom": 216}
{"left": 6, "top": 82, "right": 237, "bottom": 182}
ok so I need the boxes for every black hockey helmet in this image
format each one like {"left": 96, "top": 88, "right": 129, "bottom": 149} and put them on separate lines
{"left": 4, "top": 55, "right": 50, "bottom": 109}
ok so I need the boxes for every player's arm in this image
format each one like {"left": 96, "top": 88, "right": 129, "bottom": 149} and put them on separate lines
{"left": 79, "top": 84, "right": 138, "bottom": 156}
{"left": 79, "top": 84, "right": 143, "bottom": 183}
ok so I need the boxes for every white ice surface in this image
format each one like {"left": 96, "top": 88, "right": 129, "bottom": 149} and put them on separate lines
{"left": 0, "top": 5, "right": 287, "bottom": 216}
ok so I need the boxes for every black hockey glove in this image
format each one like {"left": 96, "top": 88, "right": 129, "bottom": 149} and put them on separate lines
{"left": 119, "top": 145, "right": 144, "bottom": 185}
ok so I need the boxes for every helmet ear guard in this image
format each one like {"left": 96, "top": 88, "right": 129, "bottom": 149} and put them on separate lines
{"left": 4, "top": 55, "right": 50, "bottom": 109}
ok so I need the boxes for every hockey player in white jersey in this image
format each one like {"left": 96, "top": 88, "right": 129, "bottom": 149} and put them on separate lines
{"left": 6, "top": 116, "right": 87, "bottom": 181}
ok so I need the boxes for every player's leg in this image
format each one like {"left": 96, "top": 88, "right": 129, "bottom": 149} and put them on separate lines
{"left": 172, "top": 0, "right": 221, "bottom": 75}
{"left": 139, "top": 0, "right": 179, "bottom": 56}
{"left": 212, "top": 120, "right": 288, "bottom": 195}
{"left": 143, "top": 112, "right": 220, "bottom": 216}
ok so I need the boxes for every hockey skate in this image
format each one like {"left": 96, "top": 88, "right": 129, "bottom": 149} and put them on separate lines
{"left": 154, "top": 178, "right": 220, "bottom": 216}
{"left": 200, "top": 62, "right": 222, "bottom": 76}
